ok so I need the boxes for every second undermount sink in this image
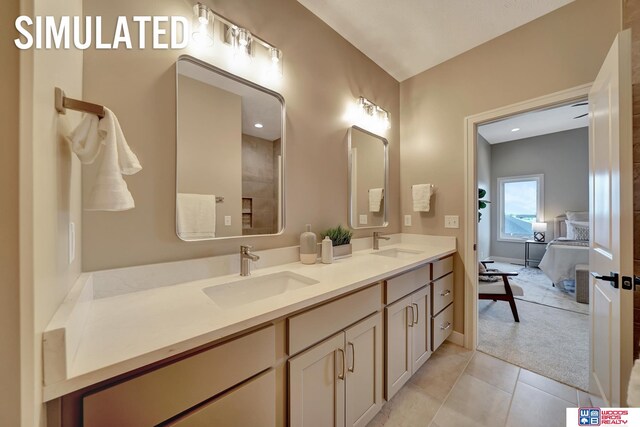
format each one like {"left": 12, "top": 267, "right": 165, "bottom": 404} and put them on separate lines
{"left": 372, "top": 248, "right": 424, "bottom": 259}
{"left": 203, "top": 271, "right": 319, "bottom": 308}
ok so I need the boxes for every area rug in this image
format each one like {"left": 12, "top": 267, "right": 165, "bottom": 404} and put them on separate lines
{"left": 490, "top": 262, "right": 589, "bottom": 315}
{"left": 478, "top": 298, "right": 589, "bottom": 391}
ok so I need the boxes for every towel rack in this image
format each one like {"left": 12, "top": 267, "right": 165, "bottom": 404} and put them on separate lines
{"left": 411, "top": 184, "right": 437, "bottom": 191}
{"left": 55, "top": 87, "right": 105, "bottom": 118}
{"left": 215, "top": 196, "right": 224, "bottom": 203}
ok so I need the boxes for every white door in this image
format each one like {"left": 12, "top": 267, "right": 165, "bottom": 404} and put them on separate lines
{"left": 385, "top": 294, "right": 413, "bottom": 399}
{"left": 589, "top": 29, "right": 633, "bottom": 407}
{"left": 289, "top": 333, "right": 346, "bottom": 427}
{"left": 345, "top": 313, "right": 383, "bottom": 427}
{"left": 411, "top": 286, "right": 431, "bottom": 372}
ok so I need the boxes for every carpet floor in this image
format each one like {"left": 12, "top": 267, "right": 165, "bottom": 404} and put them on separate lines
{"left": 478, "top": 298, "right": 589, "bottom": 391}
{"left": 490, "top": 262, "right": 589, "bottom": 315}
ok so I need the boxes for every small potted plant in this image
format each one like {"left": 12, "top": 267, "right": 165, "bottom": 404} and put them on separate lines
{"left": 321, "top": 225, "right": 353, "bottom": 259}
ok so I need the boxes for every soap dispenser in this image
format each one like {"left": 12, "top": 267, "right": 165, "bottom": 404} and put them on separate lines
{"left": 322, "top": 236, "right": 333, "bottom": 264}
{"left": 300, "top": 224, "right": 317, "bottom": 264}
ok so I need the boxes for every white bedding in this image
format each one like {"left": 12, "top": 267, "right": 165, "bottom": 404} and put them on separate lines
{"left": 539, "top": 241, "right": 589, "bottom": 284}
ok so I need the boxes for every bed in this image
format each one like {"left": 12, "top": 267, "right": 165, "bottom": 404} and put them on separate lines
{"left": 538, "top": 214, "right": 589, "bottom": 286}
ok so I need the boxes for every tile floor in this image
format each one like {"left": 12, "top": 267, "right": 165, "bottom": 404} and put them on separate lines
{"left": 368, "top": 343, "right": 590, "bottom": 427}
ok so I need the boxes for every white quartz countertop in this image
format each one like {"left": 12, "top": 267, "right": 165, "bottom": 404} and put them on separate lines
{"left": 42, "top": 234, "right": 455, "bottom": 401}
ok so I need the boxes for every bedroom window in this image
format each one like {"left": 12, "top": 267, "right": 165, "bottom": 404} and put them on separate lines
{"left": 497, "top": 174, "right": 544, "bottom": 241}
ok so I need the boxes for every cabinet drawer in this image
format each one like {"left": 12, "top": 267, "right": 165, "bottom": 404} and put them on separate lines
{"left": 167, "top": 369, "right": 275, "bottom": 427}
{"left": 431, "top": 304, "right": 453, "bottom": 351}
{"left": 432, "top": 273, "right": 454, "bottom": 315}
{"left": 288, "top": 283, "right": 382, "bottom": 356}
{"left": 385, "top": 264, "right": 430, "bottom": 304}
{"left": 83, "top": 325, "right": 275, "bottom": 427}
{"left": 431, "top": 256, "right": 453, "bottom": 281}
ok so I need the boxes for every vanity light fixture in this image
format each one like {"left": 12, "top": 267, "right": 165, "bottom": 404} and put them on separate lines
{"left": 192, "top": 3, "right": 214, "bottom": 46}
{"left": 355, "top": 96, "right": 391, "bottom": 130}
{"left": 190, "top": 3, "right": 283, "bottom": 79}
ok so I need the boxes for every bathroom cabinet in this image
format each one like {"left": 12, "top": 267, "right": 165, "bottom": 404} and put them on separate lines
{"left": 288, "top": 312, "right": 383, "bottom": 427}
{"left": 430, "top": 257, "right": 454, "bottom": 351}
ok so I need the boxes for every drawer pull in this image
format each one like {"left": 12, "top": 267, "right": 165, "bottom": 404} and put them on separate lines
{"left": 337, "top": 348, "right": 346, "bottom": 380}
{"left": 347, "top": 342, "right": 355, "bottom": 373}
{"left": 408, "top": 305, "right": 415, "bottom": 327}
{"left": 412, "top": 303, "right": 419, "bottom": 325}
{"left": 440, "top": 322, "right": 452, "bottom": 330}
{"left": 440, "top": 290, "right": 451, "bottom": 297}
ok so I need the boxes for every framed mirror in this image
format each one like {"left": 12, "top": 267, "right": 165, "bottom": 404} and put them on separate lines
{"left": 348, "top": 125, "right": 389, "bottom": 229}
{"left": 175, "top": 56, "right": 285, "bottom": 241}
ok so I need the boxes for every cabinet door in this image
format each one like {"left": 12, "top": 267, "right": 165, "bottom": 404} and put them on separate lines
{"left": 385, "top": 294, "right": 412, "bottom": 400}
{"left": 345, "top": 312, "right": 383, "bottom": 427}
{"left": 167, "top": 369, "right": 275, "bottom": 427}
{"left": 289, "top": 333, "right": 345, "bottom": 427}
{"left": 411, "top": 286, "right": 431, "bottom": 373}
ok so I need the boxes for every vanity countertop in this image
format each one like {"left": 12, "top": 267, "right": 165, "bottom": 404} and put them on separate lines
{"left": 42, "top": 234, "right": 455, "bottom": 401}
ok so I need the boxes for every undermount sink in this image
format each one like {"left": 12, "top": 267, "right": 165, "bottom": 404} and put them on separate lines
{"left": 203, "top": 271, "right": 319, "bottom": 308}
{"left": 372, "top": 248, "right": 424, "bottom": 259}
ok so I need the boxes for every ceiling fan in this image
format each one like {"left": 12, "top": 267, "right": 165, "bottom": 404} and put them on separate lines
{"left": 571, "top": 101, "right": 588, "bottom": 119}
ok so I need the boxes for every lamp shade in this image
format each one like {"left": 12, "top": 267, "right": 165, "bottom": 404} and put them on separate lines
{"left": 532, "top": 222, "right": 547, "bottom": 232}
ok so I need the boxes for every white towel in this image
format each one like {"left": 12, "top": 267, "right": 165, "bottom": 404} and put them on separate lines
{"left": 67, "top": 108, "right": 142, "bottom": 211}
{"left": 412, "top": 184, "right": 433, "bottom": 212}
{"left": 176, "top": 193, "right": 216, "bottom": 240}
{"left": 369, "top": 188, "right": 383, "bottom": 212}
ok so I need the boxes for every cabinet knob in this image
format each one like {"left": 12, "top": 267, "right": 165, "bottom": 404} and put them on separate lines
{"left": 440, "top": 322, "right": 452, "bottom": 330}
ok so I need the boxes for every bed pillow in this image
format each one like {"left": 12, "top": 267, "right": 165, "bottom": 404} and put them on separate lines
{"left": 566, "top": 211, "right": 589, "bottom": 222}
{"left": 566, "top": 220, "right": 589, "bottom": 241}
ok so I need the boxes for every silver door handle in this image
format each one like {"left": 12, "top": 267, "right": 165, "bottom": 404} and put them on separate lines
{"left": 337, "top": 348, "right": 346, "bottom": 380}
{"left": 348, "top": 342, "right": 355, "bottom": 373}
{"left": 440, "top": 290, "right": 451, "bottom": 297}
{"left": 408, "top": 305, "right": 415, "bottom": 327}
{"left": 591, "top": 271, "right": 619, "bottom": 289}
{"left": 412, "top": 303, "right": 419, "bottom": 325}
{"left": 440, "top": 322, "right": 452, "bottom": 330}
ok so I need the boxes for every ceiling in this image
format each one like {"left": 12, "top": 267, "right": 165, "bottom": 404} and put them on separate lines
{"left": 478, "top": 101, "right": 588, "bottom": 144}
{"left": 297, "top": 0, "right": 574, "bottom": 81}
{"left": 177, "top": 60, "right": 282, "bottom": 141}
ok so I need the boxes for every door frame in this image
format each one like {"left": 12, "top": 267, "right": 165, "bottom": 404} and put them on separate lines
{"left": 463, "top": 83, "right": 592, "bottom": 352}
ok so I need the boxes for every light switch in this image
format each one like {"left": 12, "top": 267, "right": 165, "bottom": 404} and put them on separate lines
{"left": 68, "top": 222, "right": 76, "bottom": 264}
{"left": 404, "top": 215, "right": 412, "bottom": 226}
{"left": 444, "top": 215, "right": 459, "bottom": 229}
{"left": 224, "top": 216, "right": 231, "bottom": 226}
{"left": 359, "top": 215, "right": 368, "bottom": 225}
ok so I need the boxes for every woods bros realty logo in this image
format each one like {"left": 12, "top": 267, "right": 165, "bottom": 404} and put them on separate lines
{"left": 568, "top": 407, "right": 640, "bottom": 425}
{"left": 13, "top": 16, "right": 190, "bottom": 50}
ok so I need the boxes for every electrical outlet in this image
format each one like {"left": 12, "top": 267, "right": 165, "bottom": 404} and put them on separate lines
{"left": 224, "top": 216, "right": 231, "bottom": 226}
{"left": 359, "top": 214, "right": 368, "bottom": 225}
{"left": 444, "top": 215, "right": 459, "bottom": 229}
{"left": 68, "top": 222, "right": 75, "bottom": 264}
{"left": 404, "top": 215, "right": 412, "bottom": 226}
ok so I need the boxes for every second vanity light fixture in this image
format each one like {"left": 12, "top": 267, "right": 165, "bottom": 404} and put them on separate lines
{"left": 356, "top": 96, "right": 391, "bottom": 130}
{"left": 191, "top": 3, "right": 283, "bottom": 79}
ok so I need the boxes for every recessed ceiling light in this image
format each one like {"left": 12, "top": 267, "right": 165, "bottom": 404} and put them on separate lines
{"left": 254, "top": 123, "right": 263, "bottom": 128}
{"left": 511, "top": 128, "right": 520, "bottom": 132}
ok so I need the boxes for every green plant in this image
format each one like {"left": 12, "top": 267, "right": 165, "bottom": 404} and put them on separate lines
{"left": 478, "top": 188, "right": 490, "bottom": 222}
{"left": 321, "top": 225, "right": 353, "bottom": 247}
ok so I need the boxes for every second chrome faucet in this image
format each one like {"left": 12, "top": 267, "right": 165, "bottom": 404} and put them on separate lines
{"left": 240, "top": 245, "right": 260, "bottom": 276}
{"left": 373, "top": 232, "right": 390, "bottom": 250}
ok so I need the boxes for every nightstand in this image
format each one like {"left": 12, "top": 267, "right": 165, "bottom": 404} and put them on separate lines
{"left": 524, "top": 240, "right": 547, "bottom": 267}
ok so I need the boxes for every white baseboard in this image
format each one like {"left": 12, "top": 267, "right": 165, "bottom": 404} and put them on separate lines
{"left": 488, "top": 256, "right": 524, "bottom": 265}
{"left": 446, "top": 331, "right": 464, "bottom": 347}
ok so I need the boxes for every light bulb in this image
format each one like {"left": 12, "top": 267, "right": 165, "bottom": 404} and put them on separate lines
{"left": 192, "top": 3, "right": 214, "bottom": 46}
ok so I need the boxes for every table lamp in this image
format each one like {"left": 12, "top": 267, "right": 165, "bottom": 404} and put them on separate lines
{"left": 533, "top": 222, "right": 547, "bottom": 242}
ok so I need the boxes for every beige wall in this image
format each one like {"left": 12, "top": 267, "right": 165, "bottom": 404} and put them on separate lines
{"left": 242, "top": 134, "right": 278, "bottom": 235}
{"left": 400, "top": 0, "right": 622, "bottom": 332}
{"left": 1, "top": 0, "right": 21, "bottom": 424}
{"left": 82, "top": 0, "right": 400, "bottom": 271}
{"left": 177, "top": 75, "right": 242, "bottom": 237}
{"left": 17, "top": 0, "right": 84, "bottom": 424}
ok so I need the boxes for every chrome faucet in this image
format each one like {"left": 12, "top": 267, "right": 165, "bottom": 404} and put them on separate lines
{"left": 373, "top": 232, "right": 390, "bottom": 250}
{"left": 240, "top": 245, "right": 260, "bottom": 276}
